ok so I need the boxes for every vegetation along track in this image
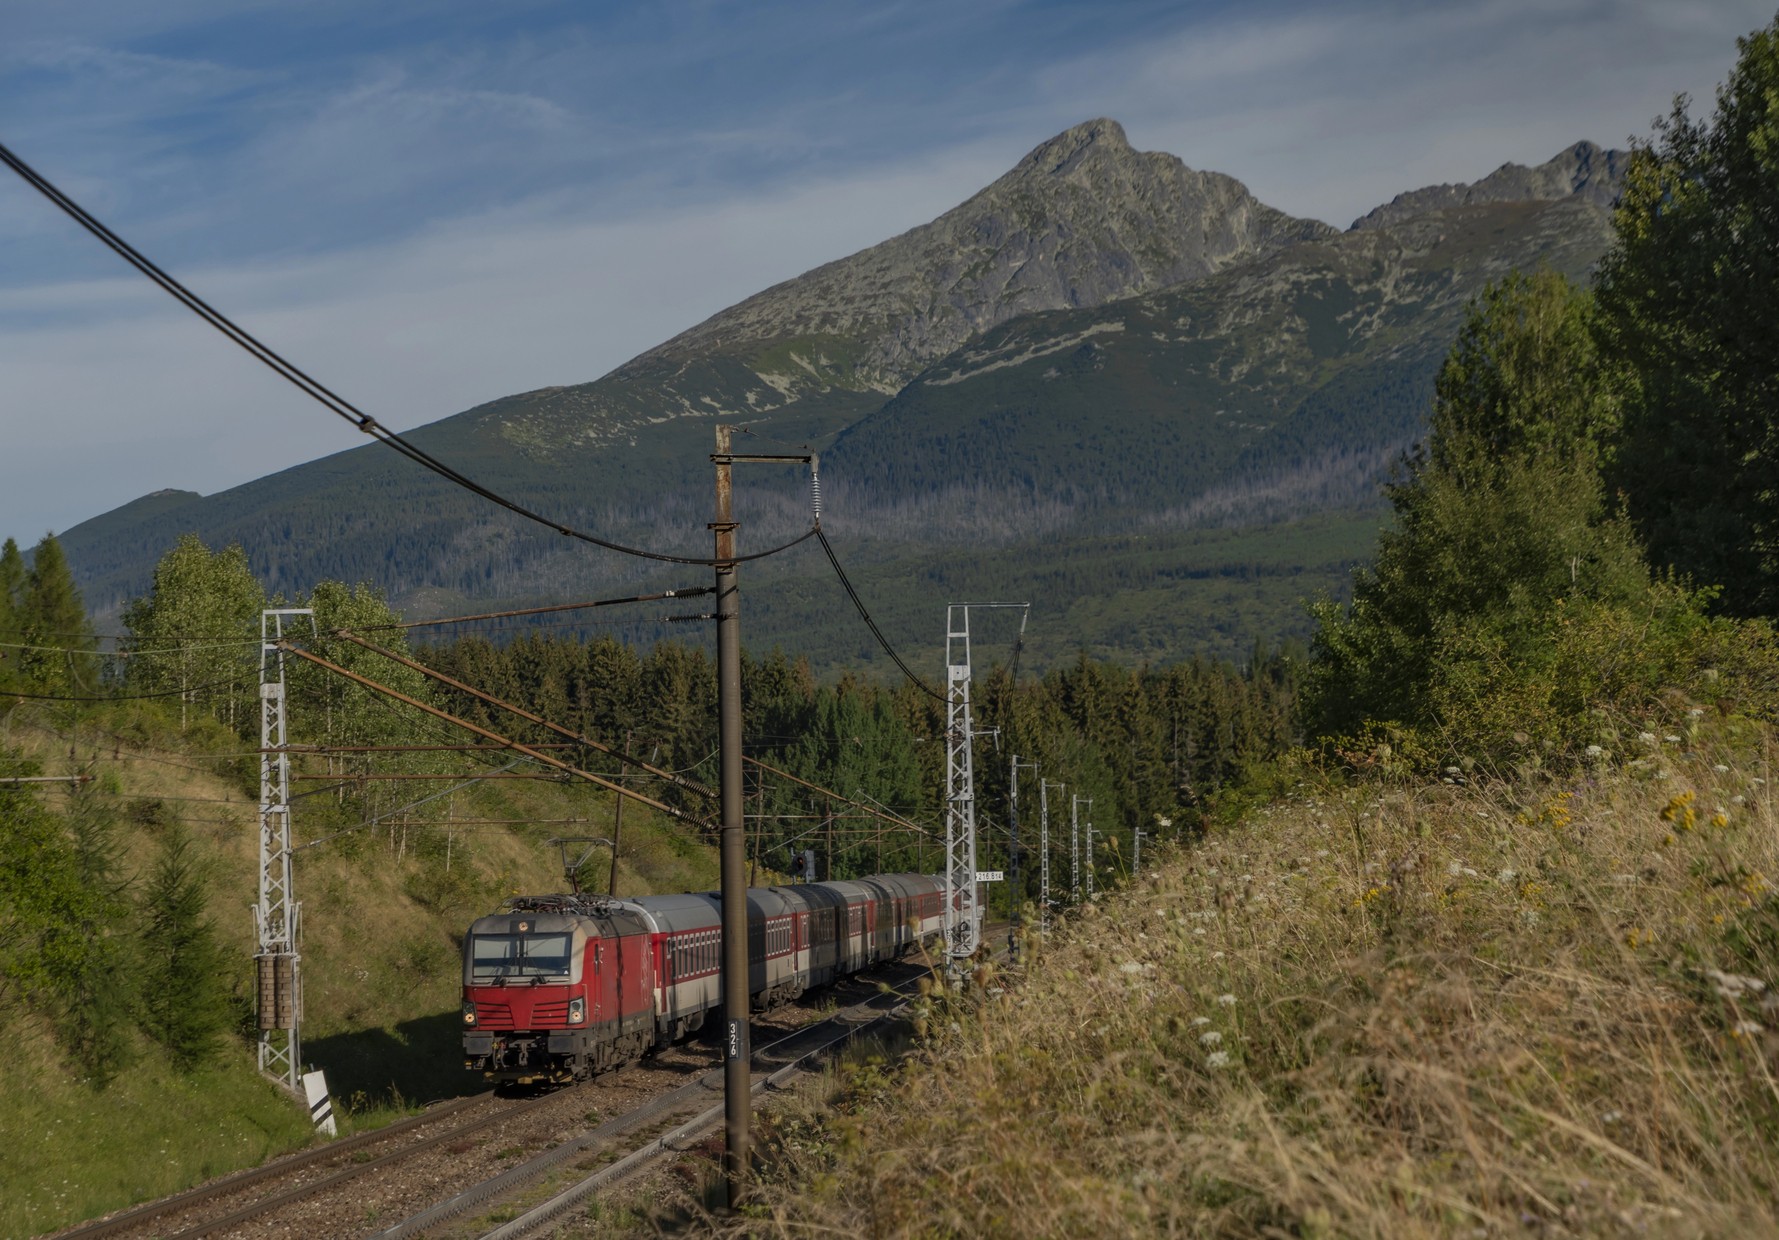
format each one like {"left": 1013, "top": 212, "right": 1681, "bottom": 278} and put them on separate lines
{"left": 45, "top": 1086, "right": 574, "bottom": 1240}
{"left": 47, "top": 946, "right": 976, "bottom": 1240}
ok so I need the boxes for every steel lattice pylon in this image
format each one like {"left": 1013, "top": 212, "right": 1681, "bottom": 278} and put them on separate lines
{"left": 256, "top": 608, "right": 312, "bottom": 1092}
{"left": 942, "top": 608, "right": 978, "bottom": 965}
{"left": 941, "top": 602, "right": 1027, "bottom": 972}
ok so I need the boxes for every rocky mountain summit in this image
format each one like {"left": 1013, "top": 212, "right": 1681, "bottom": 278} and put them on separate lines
{"left": 644, "top": 118, "right": 1333, "bottom": 388}
{"left": 489, "top": 119, "right": 1333, "bottom": 455}
{"left": 1350, "top": 141, "right": 1628, "bottom": 231}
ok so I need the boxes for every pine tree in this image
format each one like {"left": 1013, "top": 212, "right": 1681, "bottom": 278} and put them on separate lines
{"left": 58, "top": 781, "right": 133, "bottom": 1084}
{"left": 0, "top": 538, "right": 23, "bottom": 697}
{"left": 17, "top": 535, "right": 90, "bottom": 695}
{"left": 1596, "top": 14, "right": 1779, "bottom": 613}
{"left": 140, "top": 824, "right": 231, "bottom": 1072}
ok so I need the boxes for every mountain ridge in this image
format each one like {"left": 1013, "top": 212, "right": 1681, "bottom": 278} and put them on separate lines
{"left": 54, "top": 123, "right": 1628, "bottom": 668}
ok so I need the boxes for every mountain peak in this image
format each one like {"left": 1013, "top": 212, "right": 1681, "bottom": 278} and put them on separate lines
{"left": 614, "top": 117, "right": 1331, "bottom": 412}
{"left": 1015, "top": 118, "right": 1132, "bottom": 174}
{"left": 1350, "top": 140, "right": 1629, "bottom": 231}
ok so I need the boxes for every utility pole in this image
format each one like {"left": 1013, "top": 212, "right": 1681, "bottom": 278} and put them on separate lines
{"left": 256, "top": 607, "right": 312, "bottom": 1094}
{"left": 1133, "top": 821, "right": 1143, "bottom": 876}
{"left": 712, "top": 425, "right": 811, "bottom": 1212}
{"left": 1009, "top": 755, "right": 1038, "bottom": 956}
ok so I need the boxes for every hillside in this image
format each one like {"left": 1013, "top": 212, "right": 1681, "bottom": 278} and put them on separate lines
{"left": 54, "top": 130, "right": 1623, "bottom": 671}
{"left": 714, "top": 734, "right": 1779, "bottom": 1237}
{"left": 0, "top": 701, "right": 718, "bottom": 1238}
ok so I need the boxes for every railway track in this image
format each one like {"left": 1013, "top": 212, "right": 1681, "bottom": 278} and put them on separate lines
{"left": 48, "top": 1088, "right": 564, "bottom": 1240}
{"left": 465, "top": 970, "right": 929, "bottom": 1239}
{"left": 50, "top": 940, "right": 998, "bottom": 1240}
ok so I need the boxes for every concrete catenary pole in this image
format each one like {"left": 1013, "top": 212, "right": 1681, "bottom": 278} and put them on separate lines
{"left": 711, "top": 426, "right": 812, "bottom": 1210}
{"left": 712, "top": 426, "right": 749, "bottom": 1211}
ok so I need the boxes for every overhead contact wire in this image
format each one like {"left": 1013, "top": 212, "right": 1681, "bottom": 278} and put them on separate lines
{"left": 0, "top": 141, "right": 814, "bottom": 568}
{"left": 815, "top": 528, "right": 945, "bottom": 701}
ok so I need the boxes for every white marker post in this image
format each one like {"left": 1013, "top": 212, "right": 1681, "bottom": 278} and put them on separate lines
{"left": 302, "top": 1070, "right": 336, "bottom": 1137}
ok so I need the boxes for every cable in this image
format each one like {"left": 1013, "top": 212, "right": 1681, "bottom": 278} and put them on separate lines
{"left": 814, "top": 528, "right": 945, "bottom": 701}
{"left": 2, "top": 673, "right": 243, "bottom": 702}
{"left": 371, "top": 587, "right": 713, "bottom": 631}
{"left": 0, "top": 141, "right": 818, "bottom": 569}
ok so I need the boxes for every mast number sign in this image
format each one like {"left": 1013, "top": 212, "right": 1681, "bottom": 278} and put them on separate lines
{"left": 974, "top": 871, "right": 1004, "bottom": 882}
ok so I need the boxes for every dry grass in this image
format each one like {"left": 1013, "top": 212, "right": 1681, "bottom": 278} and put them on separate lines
{"left": 735, "top": 721, "right": 1779, "bottom": 1238}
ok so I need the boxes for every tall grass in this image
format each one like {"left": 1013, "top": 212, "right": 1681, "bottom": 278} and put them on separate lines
{"left": 0, "top": 1020, "right": 315, "bottom": 1238}
{"left": 737, "top": 724, "right": 1779, "bottom": 1237}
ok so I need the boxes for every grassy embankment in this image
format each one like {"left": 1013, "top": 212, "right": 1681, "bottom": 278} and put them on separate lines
{"left": 734, "top": 720, "right": 1779, "bottom": 1237}
{"left": 0, "top": 701, "right": 719, "bottom": 1238}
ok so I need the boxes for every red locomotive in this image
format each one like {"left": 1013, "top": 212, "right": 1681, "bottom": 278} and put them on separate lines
{"left": 461, "top": 873, "right": 946, "bottom": 1084}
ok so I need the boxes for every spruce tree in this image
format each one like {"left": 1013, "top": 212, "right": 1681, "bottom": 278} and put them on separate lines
{"left": 0, "top": 538, "right": 22, "bottom": 697}
{"left": 58, "top": 781, "right": 133, "bottom": 1084}
{"left": 1596, "top": 14, "right": 1779, "bottom": 613}
{"left": 17, "top": 535, "right": 90, "bottom": 695}
{"left": 140, "top": 824, "right": 231, "bottom": 1072}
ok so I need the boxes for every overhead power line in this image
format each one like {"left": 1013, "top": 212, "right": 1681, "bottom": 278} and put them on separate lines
{"left": 3, "top": 673, "right": 244, "bottom": 702}
{"left": 0, "top": 141, "right": 816, "bottom": 569}
{"left": 814, "top": 528, "right": 945, "bottom": 701}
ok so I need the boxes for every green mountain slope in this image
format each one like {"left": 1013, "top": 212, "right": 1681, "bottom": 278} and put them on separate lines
{"left": 54, "top": 132, "right": 1622, "bottom": 671}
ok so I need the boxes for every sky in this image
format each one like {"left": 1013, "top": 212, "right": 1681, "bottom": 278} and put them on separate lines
{"left": 1, "top": 0, "right": 1771, "bottom": 541}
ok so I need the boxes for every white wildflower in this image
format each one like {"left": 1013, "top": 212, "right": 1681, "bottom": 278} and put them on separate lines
{"left": 1584, "top": 744, "right": 1606, "bottom": 761}
{"left": 1707, "top": 969, "right": 1767, "bottom": 998}
{"left": 1205, "top": 1051, "right": 1231, "bottom": 1069}
{"left": 1601, "top": 1110, "right": 1623, "bottom": 1125}
{"left": 1639, "top": 732, "right": 1658, "bottom": 745}
{"left": 1200, "top": 1030, "right": 1223, "bottom": 1046}
{"left": 1191, "top": 1016, "right": 1211, "bottom": 1027}
{"left": 1689, "top": 707, "right": 1706, "bottom": 718}
{"left": 1217, "top": 993, "right": 1237, "bottom": 1006}
{"left": 1211, "top": 951, "right": 1225, "bottom": 960}
{"left": 1496, "top": 868, "right": 1518, "bottom": 884}
{"left": 1734, "top": 1019, "right": 1765, "bottom": 1036}
{"left": 1664, "top": 734, "right": 1683, "bottom": 744}
{"left": 1714, "top": 764, "right": 1731, "bottom": 774}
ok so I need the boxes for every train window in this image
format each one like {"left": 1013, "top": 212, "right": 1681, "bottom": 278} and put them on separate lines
{"left": 469, "top": 932, "right": 573, "bottom": 980}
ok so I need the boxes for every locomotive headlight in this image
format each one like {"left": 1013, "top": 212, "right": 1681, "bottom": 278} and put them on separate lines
{"left": 461, "top": 1001, "right": 477, "bottom": 1027}
{"left": 568, "top": 997, "right": 585, "bottom": 1024}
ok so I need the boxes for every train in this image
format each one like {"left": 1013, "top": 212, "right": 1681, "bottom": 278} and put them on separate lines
{"left": 460, "top": 873, "right": 948, "bottom": 1084}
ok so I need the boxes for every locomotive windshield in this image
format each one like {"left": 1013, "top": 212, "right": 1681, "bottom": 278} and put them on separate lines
{"left": 468, "top": 932, "right": 574, "bottom": 980}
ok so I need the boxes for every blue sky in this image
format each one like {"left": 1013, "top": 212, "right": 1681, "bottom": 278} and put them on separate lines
{"left": 1, "top": 0, "right": 1771, "bottom": 540}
